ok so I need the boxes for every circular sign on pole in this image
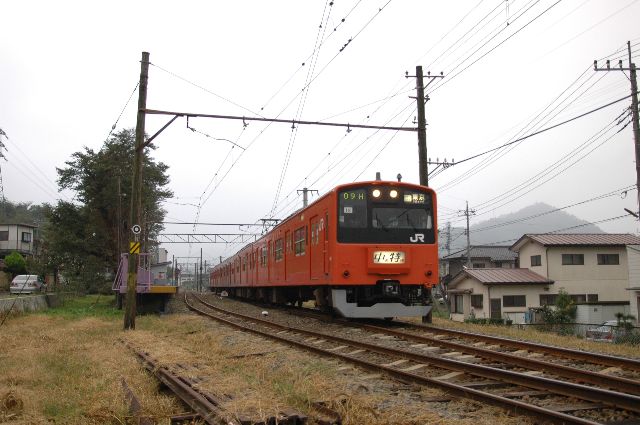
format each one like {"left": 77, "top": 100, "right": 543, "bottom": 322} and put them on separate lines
{"left": 131, "top": 224, "right": 142, "bottom": 235}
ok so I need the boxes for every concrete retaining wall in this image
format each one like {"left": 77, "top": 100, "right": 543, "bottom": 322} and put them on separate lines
{"left": 0, "top": 294, "right": 53, "bottom": 314}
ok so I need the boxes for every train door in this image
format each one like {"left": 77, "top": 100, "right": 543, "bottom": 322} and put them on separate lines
{"left": 267, "top": 240, "right": 272, "bottom": 283}
{"left": 310, "top": 215, "right": 322, "bottom": 280}
{"left": 284, "top": 230, "right": 290, "bottom": 281}
{"left": 323, "top": 211, "right": 329, "bottom": 275}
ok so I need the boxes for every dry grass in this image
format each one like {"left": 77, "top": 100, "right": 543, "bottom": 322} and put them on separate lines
{"left": 0, "top": 300, "right": 181, "bottom": 424}
{"left": 0, "top": 295, "right": 531, "bottom": 424}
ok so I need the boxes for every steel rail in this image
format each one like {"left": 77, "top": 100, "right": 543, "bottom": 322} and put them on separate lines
{"left": 400, "top": 322, "right": 640, "bottom": 372}
{"left": 191, "top": 294, "right": 640, "bottom": 414}
{"left": 256, "top": 301, "right": 640, "bottom": 392}
{"left": 185, "top": 294, "right": 629, "bottom": 424}
{"left": 123, "top": 340, "right": 238, "bottom": 425}
{"left": 355, "top": 322, "right": 640, "bottom": 395}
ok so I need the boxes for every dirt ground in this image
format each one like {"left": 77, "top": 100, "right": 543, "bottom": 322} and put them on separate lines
{"left": 0, "top": 295, "right": 531, "bottom": 424}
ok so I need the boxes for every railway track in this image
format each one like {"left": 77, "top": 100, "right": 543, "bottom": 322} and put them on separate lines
{"left": 269, "top": 304, "right": 640, "bottom": 395}
{"left": 185, "top": 293, "right": 640, "bottom": 424}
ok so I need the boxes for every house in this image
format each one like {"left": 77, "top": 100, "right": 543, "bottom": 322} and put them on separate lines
{"left": 511, "top": 234, "right": 640, "bottom": 305}
{"left": 440, "top": 245, "right": 518, "bottom": 282}
{"left": 0, "top": 223, "right": 37, "bottom": 259}
{"left": 448, "top": 268, "right": 553, "bottom": 324}
{"left": 626, "top": 245, "right": 640, "bottom": 324}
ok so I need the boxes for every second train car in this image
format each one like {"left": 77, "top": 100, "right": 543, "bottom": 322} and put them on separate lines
{"left": 210, "top": 180, "right": 438, "bottom": 319}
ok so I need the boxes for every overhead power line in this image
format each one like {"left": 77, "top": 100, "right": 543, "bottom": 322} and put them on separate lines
{"left": 438, "top": 91, "right": 637, "bottom": 170}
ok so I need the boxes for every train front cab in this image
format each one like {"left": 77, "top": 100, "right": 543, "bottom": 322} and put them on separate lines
{"left": 329, "top": 182, "right": 438, "bottom": 319}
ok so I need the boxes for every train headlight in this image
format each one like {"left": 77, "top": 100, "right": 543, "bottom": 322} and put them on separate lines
{"left": 389, "top": 189, "right": 398, "bottom": 198}
{"left": 372, "top": 189, "right": 381, "bottom": 198}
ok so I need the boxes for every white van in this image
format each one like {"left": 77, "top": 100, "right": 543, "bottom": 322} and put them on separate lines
{"left": 9, "top": 275, "right": 44, "bottom": 294}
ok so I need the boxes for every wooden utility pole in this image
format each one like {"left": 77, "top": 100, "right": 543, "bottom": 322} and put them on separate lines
{"left": 124, "top": 51, "right": 150, "bottom": 330}
{"left": 594, "top": 41, "right": 640, "bottom": 217}
{"left": 416, "top": 66, "right": 428, "bottom": 186}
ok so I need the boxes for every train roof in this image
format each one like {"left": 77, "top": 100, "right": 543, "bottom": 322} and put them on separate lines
{"left": 212, "top": 180, "right": 434, "bottom": 269}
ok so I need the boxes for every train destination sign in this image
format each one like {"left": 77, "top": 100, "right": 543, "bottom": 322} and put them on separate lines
{"left": 373, "top": 251, "right": 405, "bottom": 264}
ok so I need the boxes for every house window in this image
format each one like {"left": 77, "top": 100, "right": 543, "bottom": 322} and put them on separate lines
{"left": 531, "top": 255, "right": 541, "bottom": 267}
{"left": 471, "top": 294, "right": 483, "bottom": 309}
{"left": 597, "top": 254, "right": 619, "bottom": 265}
{"left": 21, "top": 232, "right": 32, "bottom": 243}
{"left": 472, "top": 263, "right": 485, "bottom": 268}
{"left": 540, "top": 294, "right": 557, "bottom": 306}
{"left": 452, "top": 294, "right": 464, "bottom": 314}
{"left": 275, "top": 239, "right": 284, "bottom": 262}
{"left": 503, "top": 295, "right": 526, "bottom": 308}
{"left": 0, "top": 231, "right": 8, "bottom": 241}
{"left": 294, "top": 226, "right": 306, "bottom": 256}
{"left": 570, "top": 294, "right": 586, "bottom": 303}
{"left": 562, "top": 254, "right": 584, "bottom": 265}
{"left": 587, "top": 294, "right": 598, "bottom": 302}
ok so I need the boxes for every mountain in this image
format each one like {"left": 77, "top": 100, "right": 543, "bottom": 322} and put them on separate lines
{"left": 439, "top": 202, "right": 603, "bottom": 255}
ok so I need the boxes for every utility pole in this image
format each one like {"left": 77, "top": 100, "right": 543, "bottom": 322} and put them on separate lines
{"left": 407, "top": 67, "right": 443, "bottom": 186}
{"left": 124, "top": 51, "right": 149, "bottom": 330}
{"left": 416, "top": 66, "right": 428, "bottom": 186}
{"left": 444, "top": 222, "right": 452, "bottom": 256}
{"left": 200, "top": 248, "right": 203, "bottom": 292}
{"left": 458, "top": 202, "right": 476, "bottom": 268}
{"left": 594, "top": 41, "right": 640, "bottom": 217}
{"left": 297, "top": 187, "right": 319, "bottom": 208}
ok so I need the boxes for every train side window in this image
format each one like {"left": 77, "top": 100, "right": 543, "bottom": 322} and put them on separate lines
{"left": 261, "top": 247, "right": 267, "bottom": 267}
{"left": 294, "top": 226, "right": 306, "bottom": 256}
{"left": 275, "top": 238, "right": 284, "bottom": 262}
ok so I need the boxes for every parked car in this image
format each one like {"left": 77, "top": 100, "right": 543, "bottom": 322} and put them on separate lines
{"left": 9, "top": 274, "right": 44, "bottom": 294}
{"left": 585, "top": 320, "right": 619, "bottom": 342}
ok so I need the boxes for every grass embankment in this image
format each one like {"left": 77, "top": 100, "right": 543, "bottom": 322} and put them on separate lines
{"left": 0, "top": 295, "right": 524, "bottom": 425}
{"left": 0, "top": 295, "right": 178, "bottom": 424}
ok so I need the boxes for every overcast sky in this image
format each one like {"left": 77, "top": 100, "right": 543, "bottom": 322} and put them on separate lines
{"left": 2, "top": 0, "right": 640, "bottom": 266}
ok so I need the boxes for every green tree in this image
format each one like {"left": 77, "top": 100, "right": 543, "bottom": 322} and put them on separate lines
{"left": 44, "top": 129, "right": 172, "bottom": 292}
{"left": 4, "top": 251, "right": 27, "bottom": 277}
{"left": 540, "top": 289, "right": 576, "bottom": 325}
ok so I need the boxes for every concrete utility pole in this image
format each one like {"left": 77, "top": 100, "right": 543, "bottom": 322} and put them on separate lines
{"left": 459, "top": 202, "right": 476, "bottom": 268}
{"left": 124, "top": 51, "right": 149, "bottom": 330}
{"left": 416, "top": 66, "right": 428, "bottom": 186}
{"left": 594, "top": 41, "right": 640, "bottom": 218}
{"left": 409, "top": 66, "right": 443, "bottom": 186}
{"left": 297, "top": 187, "right": 319, "bottom": 208}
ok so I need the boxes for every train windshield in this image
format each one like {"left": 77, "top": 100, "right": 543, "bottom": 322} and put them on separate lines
{"left": 338, "top": 187, "right": 435, "bottom": 244}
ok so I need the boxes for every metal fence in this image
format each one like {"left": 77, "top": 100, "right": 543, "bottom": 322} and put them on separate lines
{"left": 514, "top": 322, "right": 640, "bottom": 345}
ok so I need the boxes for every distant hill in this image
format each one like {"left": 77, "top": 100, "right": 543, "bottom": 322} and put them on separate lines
{"left": 439, "top": 202, "right": 602, "bottom": 255}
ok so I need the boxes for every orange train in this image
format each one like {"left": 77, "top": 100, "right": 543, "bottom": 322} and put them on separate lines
{"left": 210, "top": 180, "right": 438, "bottom": 319}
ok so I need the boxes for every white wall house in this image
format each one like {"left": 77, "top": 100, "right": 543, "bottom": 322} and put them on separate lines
{"left": 448, "top": 268, "right": 553, "bottom": 324}
{"left": 511, "top": 234, "right": 640, "bottom": 307}
{"left": 0, "top": 223, "right": 37, "bottom": 258}
{"left": 627, "top": 245, "right": 640, "bottom": 323}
